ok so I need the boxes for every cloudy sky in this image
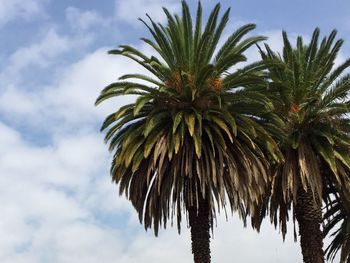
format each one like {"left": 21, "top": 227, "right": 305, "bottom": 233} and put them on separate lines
{"left": 1, "top": 0, "right": 350, "bottom": 262}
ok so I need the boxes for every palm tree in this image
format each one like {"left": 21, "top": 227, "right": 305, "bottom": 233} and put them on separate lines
{"left": 257, "top": 29, "right": 350, "bottom": 263}
{"left": 96, "top": 2, "right": 282, "bottom": 262}
{"left": 323, "top": 190, "right": 350, "bottom": 263}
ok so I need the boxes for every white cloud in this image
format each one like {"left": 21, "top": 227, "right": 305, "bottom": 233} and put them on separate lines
{"left": 65, "top": 7, "right": 110, "bottom": 31}
{"left": 4, "top": 28, "right": 91, "bottom": 74}
{"left": 0, "top": 121, "right": 124, "bottom": 262}
{"left": 0, "top": 0, "right": 47, "bottom": 26}
{"left": 50, "top": 222, "right": 123, "bottom": 263}
{"left": 0, "top": 43, "right": 152, "bottom": 131}
{"left": 0, "top": 86, "right": 37, "bottom": 117}
{"left": 0, "top": 27, "right": 93, "bottom": 124}
{"left": 115, "top": 0, "right": 180, "bottom": 26}
{"left": 44, "top": 48, "right": 126, "bottom": 126}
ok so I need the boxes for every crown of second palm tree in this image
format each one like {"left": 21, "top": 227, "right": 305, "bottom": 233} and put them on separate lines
{"left": 96, "top": 1, "right": 282, "bottom": 235}
{"left": 258, "top": 28, "right": 350, "bottom": 238}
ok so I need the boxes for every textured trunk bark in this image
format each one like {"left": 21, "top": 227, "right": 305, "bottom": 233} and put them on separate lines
{"left": 294, "top": 186, "right": 324, "bottom": 263}
{"left": 188, "top": 198, "right": 211, "bottom": 263}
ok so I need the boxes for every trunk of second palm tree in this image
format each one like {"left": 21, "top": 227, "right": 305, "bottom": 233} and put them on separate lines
{"left": 294, "top": 186, "right": 324, "bottom": 263}
{"left": 188, "top": 196, "right": 211, "bottom": 263}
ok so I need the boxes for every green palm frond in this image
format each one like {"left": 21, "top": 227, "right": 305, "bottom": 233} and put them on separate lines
{"left": 324, "top": 194, "right": 350, "bottom": 263}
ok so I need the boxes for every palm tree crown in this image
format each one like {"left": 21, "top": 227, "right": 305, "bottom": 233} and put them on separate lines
{"left": 96, "top": 1, "right": 281, "bottom": 237}
{"left": 260, "top": 28, "right": 350, "bottom": 233}
{"left": 258, "top": 28, "right": 350, "bottom": 262}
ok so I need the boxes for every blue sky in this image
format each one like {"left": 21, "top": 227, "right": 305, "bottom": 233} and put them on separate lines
{"left": 1, "top": 0, "right": 350, "bottom": 262}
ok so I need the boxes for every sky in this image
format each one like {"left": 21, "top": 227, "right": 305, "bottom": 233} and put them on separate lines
{"left": 1, "top": 0, "right": 350, "bottom": 262}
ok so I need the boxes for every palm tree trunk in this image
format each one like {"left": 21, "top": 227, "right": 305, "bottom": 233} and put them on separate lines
{"left": 294, "top": 186, "right": 324, "bottom": 263}
{"left": 189, "top": 197, "right": 211, "bottom": 263}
